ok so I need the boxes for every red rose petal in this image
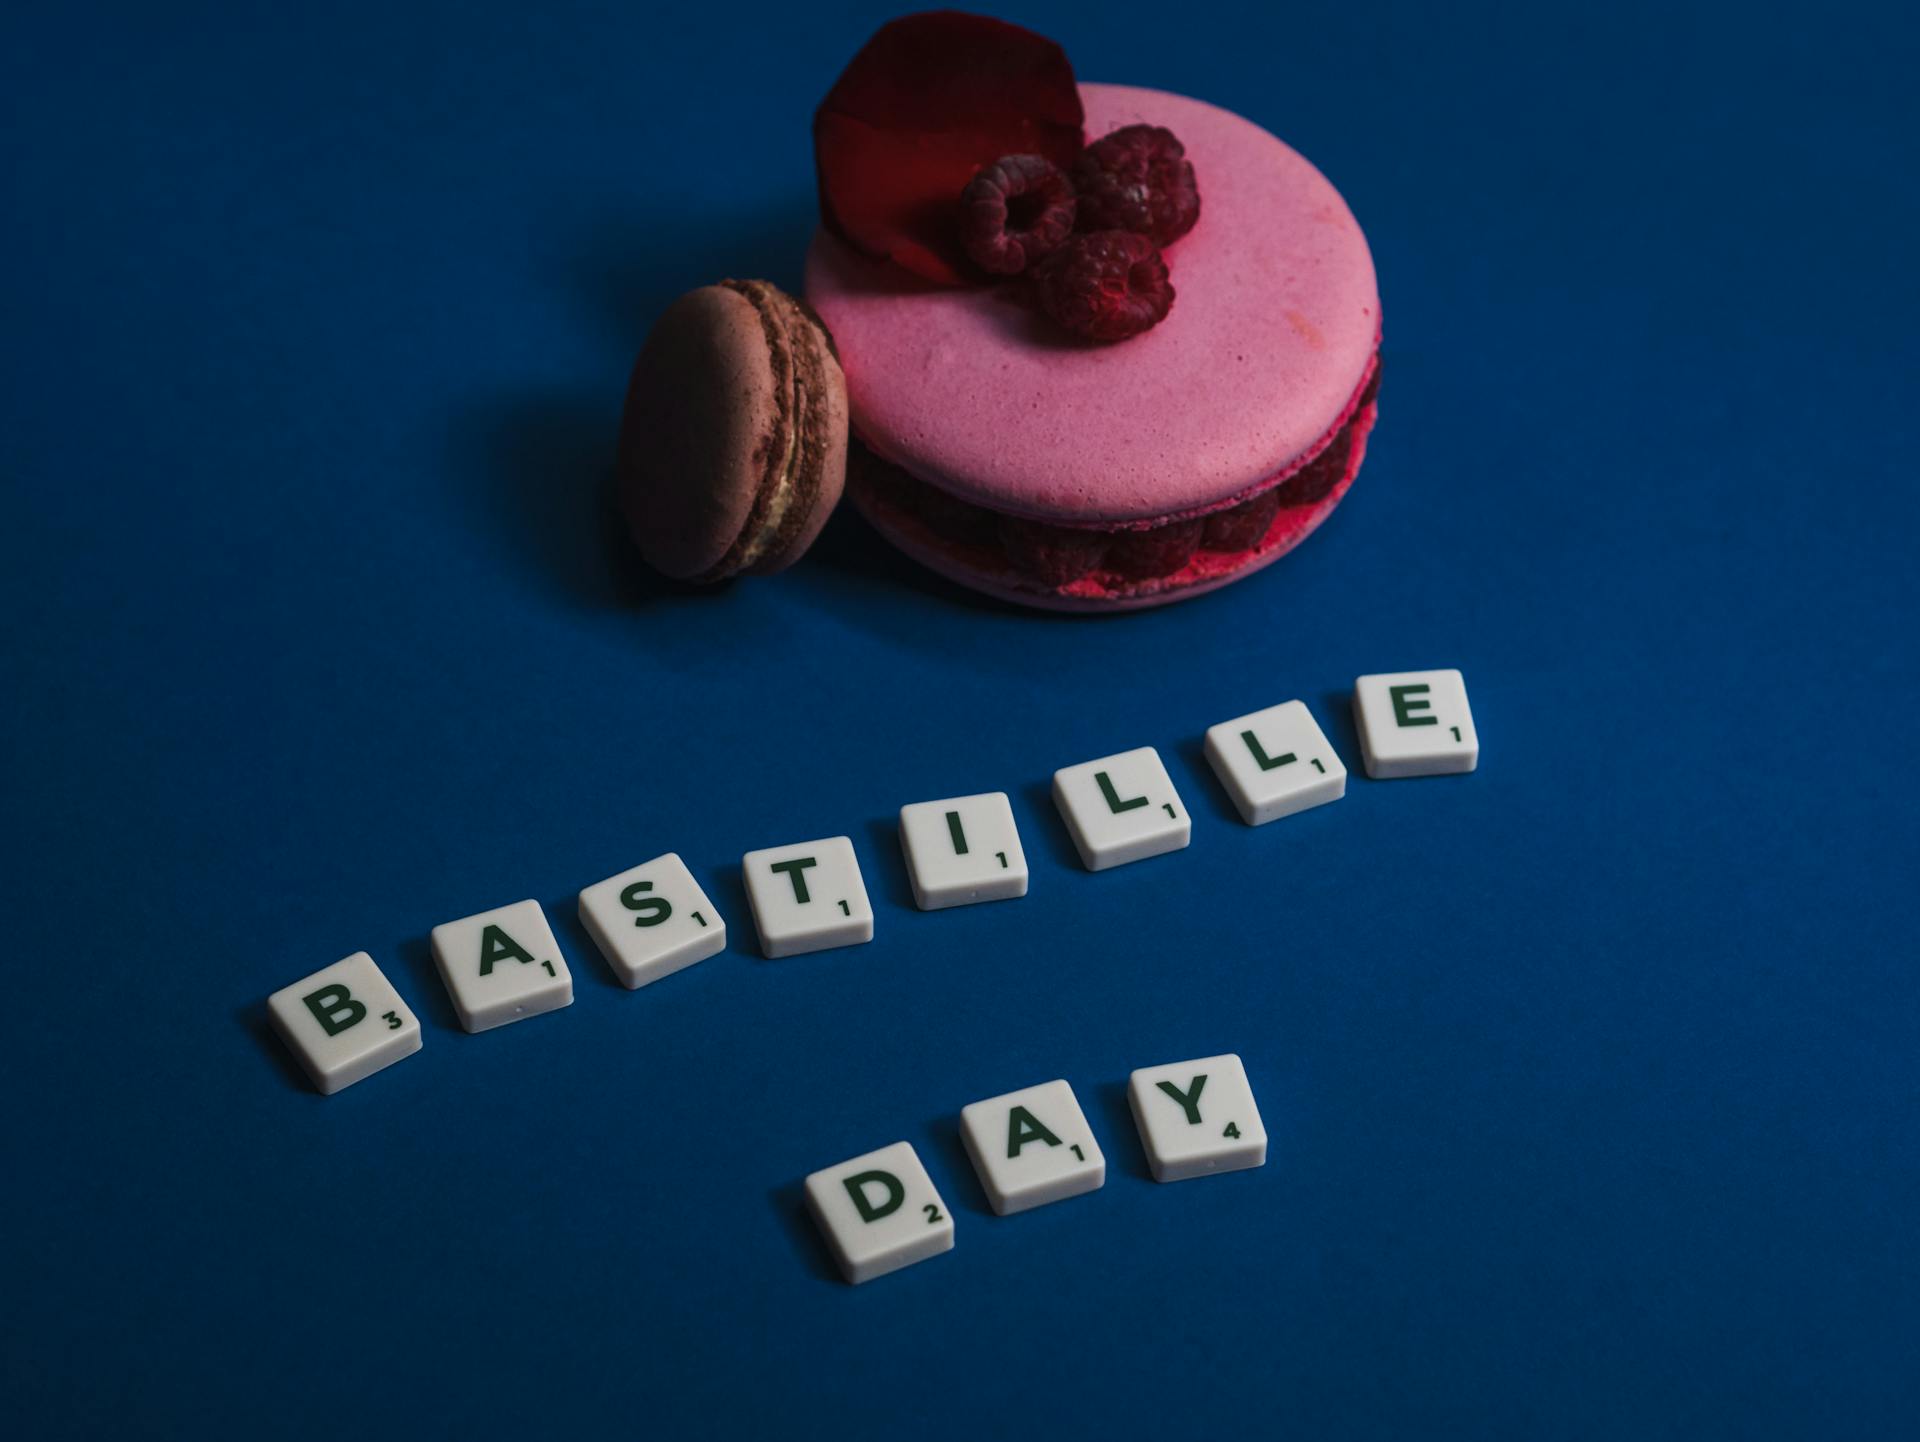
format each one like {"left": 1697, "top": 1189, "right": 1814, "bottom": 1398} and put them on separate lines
{"left": 814, "top": 12, "right": 1085, "bottom": 286}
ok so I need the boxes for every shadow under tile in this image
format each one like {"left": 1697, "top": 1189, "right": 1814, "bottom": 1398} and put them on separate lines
{"left": 696, "top": 860, "right": 760, "bottom": 962}
{"left": 861, "top": 814, "right": 914, "bottom": 911}
{"left": 919, "top": 1113, "right": 995, "bottom": 1219}
{"left": 394, "top": 933, "right": 463, "bottom": 1032}
{"left": 1017, "top": 778, "right": 1080, "bottom": 871}
{"left": 768, "top": 1180, "right": 841, "bottom": 1285}
{"left": 1174, "top": 734, "right": 1240, "bottom": 827}
{"left": 1091, "top": 1079, "right": 1151, "bottom": 1182}
{"left": 1319, "top": 688, "right": 1363, "bottom": 778}
{"left": 237, "top": 1001, "right": 310, "bottom": 1094}
{"left": 546, "top": 891, "right": 625, "bottom": 992}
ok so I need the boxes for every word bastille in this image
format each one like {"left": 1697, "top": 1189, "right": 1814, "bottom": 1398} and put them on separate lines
{"left": 266, "top": 670, "right": 1477, "bottom": 1097}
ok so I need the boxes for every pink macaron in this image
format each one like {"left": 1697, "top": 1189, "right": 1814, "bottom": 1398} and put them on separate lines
{"left": 806, "top": 83, "right": 1381, "bottom": 611}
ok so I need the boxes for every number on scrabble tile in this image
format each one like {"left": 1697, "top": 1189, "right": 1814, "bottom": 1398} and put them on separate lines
{"left": 430, "top": 900, "right": 574, "bottom": 1034}
{"left": 267, "top": 951, "right": 421, "bottom": 1095}
{"left": 804, "top": 1141, "right": 954, "bottom": 1284}
{"left": 1127, "top": 1053, "right": 1268, "bottom": 1183}
{"left": 742, "top": 836, "right": 873, "bottom": 958}
{"left": 1352, "top": 669, "right": 1479, "bottom": 779}
{"left": 1052, "top": 747, "right": 1190, "bottom": 871}
{"left": 898, "top": 792, "right": 1029, "bottom": 911}
{"left": 1204, "top": 700, "right": 1347, "bottom": 826}
{"left": 959, "top": 1079, "right": 1106, "bottom": 1216}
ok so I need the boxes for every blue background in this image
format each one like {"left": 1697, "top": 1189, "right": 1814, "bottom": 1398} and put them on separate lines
{"left": 4, "top": 1, "right": 1916, "bottom": 1436}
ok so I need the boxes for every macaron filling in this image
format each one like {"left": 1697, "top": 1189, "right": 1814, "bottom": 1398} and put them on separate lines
{"left": 850, "top": 357, "right": 1378, "bottom": 597}
{"left": 691, "top": 280, "right": 841, "bottom": 580}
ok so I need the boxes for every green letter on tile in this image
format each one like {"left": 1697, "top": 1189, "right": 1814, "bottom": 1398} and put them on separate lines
{"left": 1390, "top": 683, "right": 1437, "bottom": 727}
{"left": 945, "top": 811, "right": 969, "bottom": 855}
{"left": 843, "top": 1170, "right": 904, "bottom": 1223}
{"left": 620, "top": 880, "right": 673, "bottom": 927}
{"left": 1241, "top": 730, "right": 1297, "bottom": 771}
{"left": 1006, "top": 1105, "right": 1062, "bottom": 1158}
{"left": 302, "top": 984, "right": 365, "bottom": 1036}
{"left": 1156, "top": 1075, "right": 1208, "bottom": 1125}
{"left": 770, "top": 857, "right": 816, "bottom": 903}
{"left": 1096, "top": 772, "right": 1148, "bottom": 814}
{"left": 478, "top": 924, "right": 534, "bottom": 975}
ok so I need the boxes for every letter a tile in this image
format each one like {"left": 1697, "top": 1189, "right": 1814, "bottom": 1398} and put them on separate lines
{"left": 430, "top": 899, "right": 574, "bottom": 1033}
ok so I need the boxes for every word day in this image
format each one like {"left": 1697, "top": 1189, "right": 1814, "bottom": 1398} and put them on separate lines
{"left": 811, "top": 1056, "right": 1266, "bottom": 1284}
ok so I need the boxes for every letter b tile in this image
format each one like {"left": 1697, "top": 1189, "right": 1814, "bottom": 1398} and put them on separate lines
{"left": 267, "top": 951, "right": 421, "bottom": 1095}
{"left": 805, "top": 1141, "right": 954, "bottom": 1284}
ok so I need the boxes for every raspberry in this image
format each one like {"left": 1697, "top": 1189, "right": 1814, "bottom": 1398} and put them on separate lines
{"left": 852, "top": 442, "right": 998, "bottom": 547}
{"left": 1201, "top": 489, "right": 1281, "bottom": 551}
{"left": 1273, "top": 428, "right": 1354, "bottom": 508}
{"left": 959, "top": 154, "right": 1077, "bottom": 276}
{"left": 997, "top": 515, "right": 1108, "bottom": 585}
{"left": 1071, "top": 125, "right": 1200, "bottom": 246}
{"left": 1032, "top": 231, "right": 1174, "bottom": 342}
{"left": 1106, "top": 517, "right": 1204, "bottom": 579}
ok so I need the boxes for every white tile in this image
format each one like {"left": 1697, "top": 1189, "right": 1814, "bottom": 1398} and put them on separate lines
{"left": 742, "top": 835, "right": 873, "bottom": 958}
{"left": 1204, "top": 700, "right": 1347, "bottom": 825}
{"left": 578, "top": 852, "right": 725, "bottom": 989}
{"left": 899, "top": 792, "right": 1028, "bottom": 910}
{"left": 1052, "top": 746, "right": 1190, "bottom": 871}
{"left": 268, "top": 952, "right": 421, "bottom": 1095}
{"left": 959, "top": 1079, "right": 1105, "bottom": 1216}
{"left": 430, "top": 898, "right": 574, "bottom": 1033}
{"left": 1127, "top": 1053, "right": 1267, "bottom": 1183}
{"left": 804, "top": 1140, "right": 954, "bottom": 1284}
{"left": 1353, "top": 668, "right": 1479, "bottom": 779}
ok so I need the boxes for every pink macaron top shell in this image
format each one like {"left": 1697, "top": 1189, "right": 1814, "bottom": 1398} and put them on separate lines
{"left": 805, "top": 83, "right": 1380, "bottom": 524}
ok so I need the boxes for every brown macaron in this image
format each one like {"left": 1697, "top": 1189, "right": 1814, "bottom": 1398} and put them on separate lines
{"left": 616, "top": 279, "right": 848, "bottom": 581}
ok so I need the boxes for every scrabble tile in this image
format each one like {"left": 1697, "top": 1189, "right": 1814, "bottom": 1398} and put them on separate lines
{"left": 1353, "top": 668, "right": 1479, "bottom": 779}
{"left": 1051, "top": 746, "right": 1190, "bottom": 871}
{"left": 578, "top": 852, "right": 725, "bottom": 989}
{"left": 268, "top": 952, "right": 421, "bottom": 1095}
{"left": 804, "top": 1140, "right": 954, "bottom": 1284}
{"left": 1204, "top": 700, "right": 1347, "bottom": 825}
{"left": 743, "top": 835, "right": 873, "bottom": 958}
{"left": 959, "top": 1079, "right": 1105, "bottom": 1216}
{"left": 430, "top": 898, "right": 573, "bottom": 1033}
{"left": 1127, "top": 1053, "right": 1267, "bottom": 1183}
{"left": 898, "top": 792, "right": 1028, "bottom": 910}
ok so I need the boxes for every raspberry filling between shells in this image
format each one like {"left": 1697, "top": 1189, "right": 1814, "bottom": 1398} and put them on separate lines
{"left": 850, "top": 360, "right": 1379, "bottom": 593}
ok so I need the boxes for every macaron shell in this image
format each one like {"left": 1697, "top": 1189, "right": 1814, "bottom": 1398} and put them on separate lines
{"left": 806, "top": 83, "right": 1380, "bottom": 523}
{"left": 851, "top": 396, "right": 1374, "bottom": 611}
{"left": 617, "top": 285, "right": 780, "bottom": 580}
